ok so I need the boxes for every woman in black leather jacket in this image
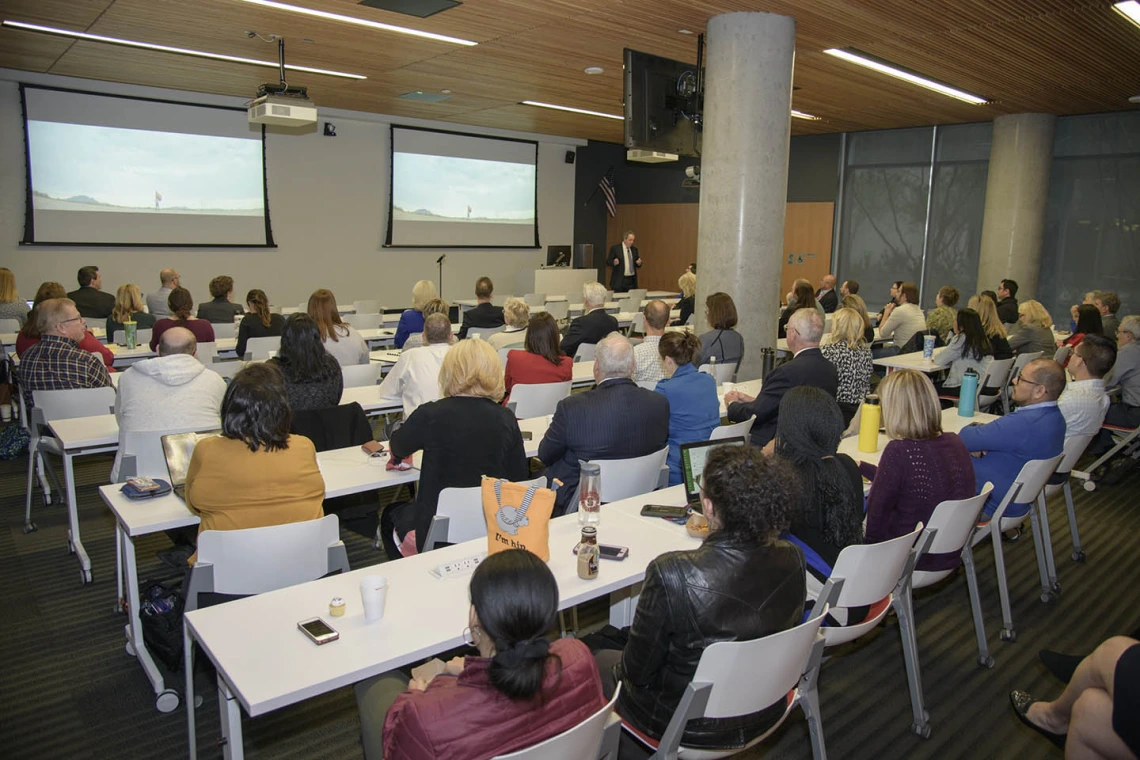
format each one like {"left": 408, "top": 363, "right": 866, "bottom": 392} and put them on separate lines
{"left": 595, "top": 445, "right": 806, "bottom": 751}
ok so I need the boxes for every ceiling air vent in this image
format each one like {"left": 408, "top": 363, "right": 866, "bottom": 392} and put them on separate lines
{"left": 358, "top": 0, "right": 462, "bottom": 18}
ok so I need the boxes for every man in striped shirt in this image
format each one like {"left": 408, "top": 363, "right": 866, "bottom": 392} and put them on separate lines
{"left": 19, "top": 298, "right": 112, "bottom": 411}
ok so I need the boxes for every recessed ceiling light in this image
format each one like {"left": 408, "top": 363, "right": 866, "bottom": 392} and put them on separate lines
{"left": 441, "top": 89, "right": 452, "bottom": 94}
{"left": 823, "top": 48, "right": 986, "bottom": 105}
{"left": 1114, "top": 1, "right": 1140, "bottom": 30}
{"left": 678, "top": 29, "right": 694, "bottom": 35}
{"left": 233, "top": 0, "right": 477, "bottom": 47}
{"left": 521, "top": 100, "right": 623, "bottom": 120}
{"left": 791, "top": 110, "right": 820, "bottom": 120}
{"left": 0, "top": 20, "right": 366, "bottom": 79}
{"left": 1130, "top": 94, "right": 1140, "bottom": 104}
{"left": 584, "top": 66, "right": 604, "bottom": 75}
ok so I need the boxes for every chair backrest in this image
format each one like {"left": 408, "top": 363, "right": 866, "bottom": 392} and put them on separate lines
{"left": 685, "top": 313, "right": 695, "bottom": 326}
{"left": 710, "top": 416, "right": 754, "bottom": 441}
{"left": 341, "top": 363, "right": 381, "bottom": 388}
{"left": 615, "top": 297, "right": 638, "bottom": 314}
{"left": 978, "top": 357, "right": 1015, "bottom": 404}
{"left": 212, "top": 322, "right": 237, "bottom": 340}
{"left": 996, "top": 453, "right": 1066, "bottom": 514}
{"left": 195, "top": 341, "right": 218, "bottom": 365}
{"left": 627, "top": 288, "right": 647, "bottom": 303}
{"left": 544, "top": 301, "right": 569, "bottom": 320}
{"left": 921, "top": 484, "right": 993, "bottom": 557}
{"left": 32, "top": 387, "right": 116, "bottom": 421}
{"left": 626, "top": 313, "right": 646, "bottom": 337}
{"left": 210, "top": 358, "right": 246, "bottom": 381}
{"left": 494, "top": 684, "right": 622, "bottom": 760}
{"left": 635, "top": 380, "right": 657, "bottom": 390}
{"left": 1053, "top": 345, "right": 1071, "bottom": 364}
{"left": 1044, "top": 434, "right": 1097, "bottom": 496}
{"left": 698, "top": 362, "right": 736, "bottom": 384}
{"left": 353, "top": 299, "right": 380, "bottom": 315}
{"left": 426, "top": 476, "right": 547, "bottom": 551}
{"left": 829, "top": 524, "right": 924, "bottom": 607}
{"left": 120, "top": 425, "right": 219, "bottom": 481}
{"left": 343, "top": 313, "right": 382, "bottom": 330}
{"left": 244, "top": 335, "right": 280, "bottom": 360}
{"left": 470, "top": 326, "right": 506, "bottom": 341}
{"left": 1010, "top": 351, "right": 1043, "bottom": 382}
{"left": 507, "top": 381, "right": 572, "bottom": 419}
{"left": 498, "top": 347, "right": 516, "bottom": 367}
{"left": 0, "top": 318, "right": 20, "bottom": 332}
{"left": 573, "top": 343, "right": 597, "bottom": 363}
{"left": 523, "top": 293, "right": 546, "bottom": 307}
{"left": 587, "top": 447, "right": 669, "bottom": 503}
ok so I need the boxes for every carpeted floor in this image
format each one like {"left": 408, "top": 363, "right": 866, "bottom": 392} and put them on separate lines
{"left": 1, "top": 442, "right": 1137, "bottom": 759}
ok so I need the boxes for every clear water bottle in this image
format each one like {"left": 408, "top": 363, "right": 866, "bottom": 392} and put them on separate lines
{"left": 578, "top": 462, "right": 601, "bottom": 527}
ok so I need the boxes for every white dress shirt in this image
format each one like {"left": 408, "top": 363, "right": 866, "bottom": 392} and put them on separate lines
{"left": 1058, "top": 377, "right": 1109, "bottom": 440}
{"left": 623, "top": 244, "right": 633, "bottom": 276}
{"left": 376, "top": 342, "right": 452, "bottom": 418}
{"left": 633, "top": 335, "right": 664, "bottom": 385}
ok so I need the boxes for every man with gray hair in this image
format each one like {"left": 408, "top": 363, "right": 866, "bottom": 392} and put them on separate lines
{"left": 18, "top": 298, "right": 112, "bottom": 411}
{"left": 561, "top": 281, "right": 619, "bottom": 359}
{"left": 633, "top": 300, "right": 671, "bottom": 385}
{"left": 1103, "top": 314, "right": 1140, "bottom": 432}
{"left": 725, "top": 309, "right": 837, "bottom": 446}
{"left": 147, "top": 268, "right": 180, "bottom": 318}
{"left": 376, "top": 312, "right": 454, "bottom": 418}
{"left": 538, "top": 333, "right": 669, "bottom": 514}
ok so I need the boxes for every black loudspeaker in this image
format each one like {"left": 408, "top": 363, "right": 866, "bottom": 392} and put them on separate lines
{"left": 565, "top": 150, "right": 575, "bottom": 164}
{"left": 573, "top": 243, "right": 594, "bottom": 269}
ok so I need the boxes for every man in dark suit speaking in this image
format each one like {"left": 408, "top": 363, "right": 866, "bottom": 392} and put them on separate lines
{"left": 608, "top": 231, "right": 642, "bottom": 293}
{"left": 724, "top": 309, "right": 838, "bottom": 446}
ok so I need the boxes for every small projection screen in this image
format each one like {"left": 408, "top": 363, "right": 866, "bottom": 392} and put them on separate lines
{"left": 386, "top": 126, "right": 539, "bottom": 248}
{"left": 19, "top": 85, "right": 274, "bottom": 247}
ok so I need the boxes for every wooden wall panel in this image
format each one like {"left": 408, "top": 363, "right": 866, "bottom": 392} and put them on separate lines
{"left": 781, "top": 202, "right": 835, "bottom": 300}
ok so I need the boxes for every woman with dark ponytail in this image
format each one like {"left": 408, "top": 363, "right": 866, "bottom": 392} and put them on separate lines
{"left": 355, "top": 549, "right": 605, "bottom": 759}
{"left": 656, "top": 331, "right": 721, "bottom": 485}
{"left": 148, "top": 286, "right": 215, "bottom": 350}
{"left": 235, "top": 288, "right": 285, "bottom": 358}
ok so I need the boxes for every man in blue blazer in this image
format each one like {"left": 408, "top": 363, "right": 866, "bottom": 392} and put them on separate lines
{"left": 959, "top": 358, "right": 1067, "bottom": 519}
{"left": 724, "top": 309, "right": 838, "bottom": 447}
{"left": 539, "top": 334, "right": 670, "bottom": 515}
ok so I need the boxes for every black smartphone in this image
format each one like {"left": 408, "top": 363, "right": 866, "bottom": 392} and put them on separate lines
{"left": 298, "top": 617, "right": 339, "bottom": 645}
{"left": 641, "top": 504, "right": 690, "bottom": 519}
{"left": 520, "top": 430, "right": 533, "bottom": 441}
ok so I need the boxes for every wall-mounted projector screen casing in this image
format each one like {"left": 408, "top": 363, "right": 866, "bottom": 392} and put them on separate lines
{"left": 19, "top": 85, "right": 274, "bottom": 247}
{"left": 386, "top": 126, "right": 539, "bottom": 248}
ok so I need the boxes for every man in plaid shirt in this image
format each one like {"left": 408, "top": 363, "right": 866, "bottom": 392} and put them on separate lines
{"left": 19, "top": 298, "right": 112, "bottom": 411}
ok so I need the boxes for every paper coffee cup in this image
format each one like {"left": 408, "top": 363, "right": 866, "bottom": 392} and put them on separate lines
{"left": 360, "top": 575, "right": 389, "bottom": 622}
{"left": 721, "top": 381, "right": 734, "bottom": 393}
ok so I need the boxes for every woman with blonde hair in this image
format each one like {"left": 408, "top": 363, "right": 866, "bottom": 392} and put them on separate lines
{"left": 380, "top": 338, "right": 528, "bottom": 558}
{"left": 841, "top": 294, "right": 876, "bottom": 343}
{"left": 401, "top": 298, "right": 449, "bottom": 349}
{"left": 821, "top": 307, "right": 874, "bottom": 425}
{"left": 862, "top": 369, "right": 975, "bottom": 571}
{"left": 235, "top": 288, "right": 285, "bottom": 358}
{"left": 308, "top": 288, "right": 368, "bottom": 365}
{"left": 968, "top": 294, "right": 1012, "bottom": 359}
{"left": 0, "top": 267, "right": 29, "bottom": 326}
{"left": 395, "top": 279, "right": 439, "bottom": 348}
{"left": 487, "top": 297, "right": 530, "bottom": 350}
{"left": 107, "top": 284, "right": 156, "bottom": 339}
{"left": 674, "top": 271, "right": 696, "bottom": 326}
{"left": 1010, "top": 300, "right": 1056, "bottom": 356}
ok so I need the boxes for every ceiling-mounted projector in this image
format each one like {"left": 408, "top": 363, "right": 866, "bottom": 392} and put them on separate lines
{"left": 248, "top": 83, "right": 317, "bottom": 126}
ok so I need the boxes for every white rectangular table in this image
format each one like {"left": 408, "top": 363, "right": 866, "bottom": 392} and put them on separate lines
{"left": 837, "top": 407, "right": 998, "bottom": 467}
{"left": 873, "top": 347, "right": 948, "bottom": 374}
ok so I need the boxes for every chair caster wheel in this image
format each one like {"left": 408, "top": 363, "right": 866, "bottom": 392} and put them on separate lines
{"left": 1052, "top": 581, "right": 1062, "bottom": 593}
{"left": 1000, "top": 628, "right": 1017, "bottom": 642}
{"left": 911, "top": 722, "right": 931, "bottom": 738}
{"left": 155, "top": 689, "right": 181, "bottom": 713}
{"left": 126, "top": 641, "right": 137, "bottom": 657}
{"left": 81, "top": 568, "right": 92, "bottom": 585}
{"left": 1082, "top": 481, "right": 1096, "bottom": 492}
{"left": 1040, "top": 592, "right": 1054, "bottom": 603}
{"left": 1072, "top": 551, "right": 1086, "bottom": 562}
{"left": 22, "top": 522, "right": 37, "bottom": 534}
{"left": 978, "top": 655, "right": 995, "bottom": 668}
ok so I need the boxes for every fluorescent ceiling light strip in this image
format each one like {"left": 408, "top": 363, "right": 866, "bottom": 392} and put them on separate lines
{"left": 235, "top": 0, "right": 477, "bottom": 47}
{"left": 522, "top": 100, "right": 624, "bottom": 121}
{"left": 1, "top": 20, "right": 366, "bottom": 79}
{"left": 823, "top": 48, "right": 986, "bottom": 105}
{"left": 1114, "top": 1, "right": 1140, "bottom": 29}
{"left": 791, "top": 110, "right": 819, "bottom": 120}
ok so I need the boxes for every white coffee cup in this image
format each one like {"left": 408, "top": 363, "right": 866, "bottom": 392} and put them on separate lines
{"left": 721, "top": 381, "right": 734, "bottom": 393}
{"left": 360, "top": 575, "right": 389, "bottom": 623}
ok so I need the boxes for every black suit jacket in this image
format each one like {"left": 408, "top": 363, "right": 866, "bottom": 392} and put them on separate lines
{"left": 996, "top": 297, "right": 1019, "bottom": 325}
{"left": 538, "top": 378, "right": 670, "bottom": 514}
{"left": 608, "top": 243, "right": 642, "bottom": 292}
{"left": 560, "top": 308, "right": 620, "bottom": 358}
{"left": 817, "top": 289, "right": 839, "bottom": 313}
{"left": 67, "top": 286, "right": 116, "bottom": 320}
{"left": 727, "top": 347, "right": 838, "bottom": 446}
{"left": 458, "top": 302, "right": 505, "bottom": 340}
{"left": 197, "top": 298, "right": 246, "bottom": 324}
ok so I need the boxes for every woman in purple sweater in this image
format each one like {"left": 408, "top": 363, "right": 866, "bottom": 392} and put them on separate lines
{"left": 861, "top": 369, "right": 976, "bottom": 571}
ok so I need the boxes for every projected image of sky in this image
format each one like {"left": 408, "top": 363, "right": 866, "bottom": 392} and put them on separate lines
{"left": 28, "top": 121, "right": 264, "bottom": 215}
{"left": 392, "top": 153, "right": 535, "bottom": 222}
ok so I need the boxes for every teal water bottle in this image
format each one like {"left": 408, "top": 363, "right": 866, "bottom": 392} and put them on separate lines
{"left": 958, "top": 368, "right": 978, "bottom": 418}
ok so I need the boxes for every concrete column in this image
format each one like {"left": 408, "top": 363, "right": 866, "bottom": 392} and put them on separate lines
{"left": 975, "top": 113, "right": 1056, "bottom": 299}
{"left": 695, "top": 11, "right": 795, "bottom": 381}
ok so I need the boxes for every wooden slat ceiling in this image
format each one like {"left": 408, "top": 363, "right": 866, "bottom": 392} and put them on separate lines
{"left": 1, "top": 0, "right": 1138, "bottom": 142}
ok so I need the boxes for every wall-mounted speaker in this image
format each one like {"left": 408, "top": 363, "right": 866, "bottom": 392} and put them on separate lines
{"left": 565, "top": 150, "right": 576, "bottom": 164}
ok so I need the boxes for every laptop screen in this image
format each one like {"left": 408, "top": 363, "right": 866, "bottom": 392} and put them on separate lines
{"left": 161, "top": 430, "right": 221, "bottom": 487}
{"left": 680, "top": 437, "right": 747, "bottom": 503}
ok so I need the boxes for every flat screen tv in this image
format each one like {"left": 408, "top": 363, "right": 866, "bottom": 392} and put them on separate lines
{"left": 623, "top": 48, "right": 702, "bottom": 158}
{"left": 546, "top": 245, "right": 571, "bottom": 266}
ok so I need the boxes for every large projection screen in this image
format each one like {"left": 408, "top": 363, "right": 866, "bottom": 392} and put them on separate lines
{"left": 386, "top": 126, "right": 539, "bottom": 248}
{"left": 20, "top": 85, "right": 273, "bottom": 247}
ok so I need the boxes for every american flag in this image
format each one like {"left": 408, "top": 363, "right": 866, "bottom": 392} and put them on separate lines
{"left": 598, "top": 168, "right": 616, "bottom": 217}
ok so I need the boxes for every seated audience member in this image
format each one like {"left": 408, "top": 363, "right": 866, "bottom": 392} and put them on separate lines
{"left": 1103, "top": 316, "right": 1140, "bottom": 432}
{"left": 376, "top": 313, "right": 453, "bottom": 419}
{"left": 1069, "top": 291, "right": 1098, "bottom": 333}
{"left": 934, "top": 308, "right": 993, "bottom": 397}
{"left": 1094, "top": 291, "right": 1121, "bottom": 338}
{"left": 1064, "top": 304, "right": 1105, "bottom": 352}
{"left": 981, "top": 289, "right": 999, "bottom": 304}
{"left": 146, "top": 268, "right": 179, "bottom": 318}
{"left": 17, "top": 298, "right": 113, "bottom": 411}
{"left": 773, "top": 387, "right": 864, "bottom": 599}
{"left": 149, "top": 287, "right": 215, "bottom": 351}
{"left": 401, "top": 298, "right": 449, "bottom": 349}
{"left": 184, "top": 363, "right": 325, "bottom": 558}
{"left": 779, "top": 281, "right": 822, "bottom": 339}
{"left": 784, "top": 277, "right": 810, "bottom": 309}
{"left": 995, "top": 278, "right": 1020, "bottom": 325}
{"left": 1011, "top": 635, "right": 1140, "bottom": 758}
{"left": 840, "top": 279, "right": 859, "bottom": 298}
{"left": 655, "top": 331, "right": 720, "bottom": 486}
{"left": 726, "top": 309, "right": 837, "bottom": 447}
{"left": 841, "top": 294, "right": 877, "bottom": 344}
{"left": 17, "top": 282, "right": 114, "bottom": 370}
{"left": 816, "top": 273, "right": 839, "bottom": 313}
{"left": 67, "top": 265, "right": 116, "bottom": 319}
{"left": 356, "top": 549, "right": 605, "bottom": 760}
{"left": 503, "top": 312, "right": 573, "bottom": 401}
{"left": 197, "top": 276, "right": 246, "bottom": 323}
{"left": 0, "top": 267, "right": 30, "bottom": 326}
{"left": 969, "top": 294, "right": 1013, "bottom": 359}
{"left": 875, "top": 280, "right": 903, "bottom": 322}
{"left": 686, "top": 262, "right": 696, "bottom": 275}
{"left": 107, "top": 284, "right": 157, "bottom": 339}
{"left": 695, "top": 291, "right": 745, "bottom": 369}
{"left": 632, "top": 300, "right": 670, "bottom": 385}
{"left": 458, "top": 276, "right": 505, "bottom": 340}
{"left": 1010, "top": 300, "right": 1058, "bottom": 356}
{"left": 926, "top": 285, "right": 959, "bottom": 343}
{"left": 820, "top": 307, "right": 874, "bottom": 425}
{"left": 309, "top": 288, "right": 369, "bottom": 365}
{"left": 959, "top": 358, "right": 1066, "bottom": 519}
{"left": 269, "top": 314, "right": 344, "bottom": 412}
{"left": 878, "top": 281, "right": 926, "bottom": 349}
{"left": 380, "top": 339, "right": 527, "bottom": 556}
{"left": 1058, "top": 335, "right": 1114, "bottom": 444}
{"left": 486, "top": 297, "right": 529, "bottom": 350}
{"left": 862, "top": 370, "right": 975, "bottom": 571}
{"left": 674, "top": 271, "right": 696, "bottom": 325}
{"left": 538, "top": 334, "right": 669, "bottom": 515}
{"left": 560, "top": 281, "right": 619, "bottom": 358}
{"left": 235, "top": 289, "right": 285, "bottom": 357}
{"left": 395, "top": 279, "right": 438, "bottom": 348}
{"left": 593, "top": 445, "right": 805, "bottom": 750}
{"left": 113, "top": 326, "right": 225, "bottom": 480}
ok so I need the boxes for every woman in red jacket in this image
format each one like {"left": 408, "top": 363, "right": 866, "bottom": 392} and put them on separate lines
{"left": 503, "top": 312, "right": 572, "bottom": 403}
{"left": 354, "top": 549, "right": 605, "bottom": 760}
{"left": 17, "top": 281, "right": 114, "bottom": 370}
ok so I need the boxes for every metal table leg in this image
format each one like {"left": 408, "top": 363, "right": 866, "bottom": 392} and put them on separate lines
{"left": 63, "top": 452, "right": 92, "bottom": 584}
{"left": 119, "top": 522, "right": 178, "bottom": 712}
{"left": 219, "top": 678, "right": 245, "bottom": 760}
